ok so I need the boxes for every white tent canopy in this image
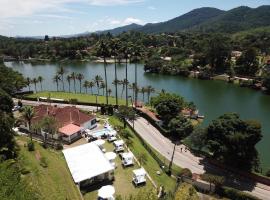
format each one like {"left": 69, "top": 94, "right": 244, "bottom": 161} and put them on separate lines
{"left": 63, "top": 143, "right": 114, "bottom": 183}
{"left": 93, "top": 139, "right": 105, "bottom": 146}
{"left": 98, "top": 185, "right": 115, "bottom": 199}
{"left": 105, "top": 152, "right": 117, "bottom": 161}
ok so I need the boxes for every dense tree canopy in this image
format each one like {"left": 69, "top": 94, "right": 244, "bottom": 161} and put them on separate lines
{"left": 168, "top": 114, "right": 193, "bottom": 140}
{"left": 206, "top": 113, "right": 262, "bottom": 171}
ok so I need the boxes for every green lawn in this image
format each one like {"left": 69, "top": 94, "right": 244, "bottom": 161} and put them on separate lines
{"left": 108, "top": 116, "right": 179, "bottom": 193}
{"left": 84, "top": 141, "right": 153, "bottom": 200}
{"left": 17, "top": 136, "right": 81, "bottom": 200}
{"left": 27, "top": 91, "right": 127, "bottom": 105}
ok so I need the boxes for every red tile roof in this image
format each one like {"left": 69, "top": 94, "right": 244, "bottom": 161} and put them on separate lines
{"left": 59, "top": 124, "right": 81, "bottom": 136}
{"left": 32, "top": 105, "right": 95, "bottom": 128}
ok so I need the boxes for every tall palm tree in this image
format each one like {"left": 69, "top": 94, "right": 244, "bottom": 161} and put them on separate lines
{"left": 131, "top": 45, "right": 143, "bottom": 107}
{"left": 108, "top": 88, "right": 112, "bottom": 97}
{"left": 146, "top": 85, "right": 155, "bottom": 103}
{"left": 32, "top": 78, "right": 38, "bottom": 93}
{"left": 96, "top": 40, "right": 110, "bottom": 105}
{"left": 83, "top": 80, "right": 89, "bottom": 93}
{"left": 26, "top": 77, "right": 31, "bottom": 92}
{"left": 128, "top": 83, "right": 136, "bottom": 101}
{"left": 141, "top": 87, "right": 146, "bottom": 102}
{"left": 76, "top": 73, "right": 84, "bottom": 93}
{"left": 100, "top": 81, "right": 106, "bottom": 96}
{"left": 120, "top": 79, "right": 129, "bottom": 99}
{"left": 94, "top": 75, "right": 103, "bottom": 95}
{"left": 37, "top": 76, "right": 44, "bottom": 91}
{"left": 66, "top": 75, "right": 72, "bottom": 93}
{"left": 57, "top": 65, "right": 66, "bottom": 91}
{"left": 70, "top": 72, "right": 77, "bottom": 93}
{"left": 89, "top": 81, "right": 95, "bottom": 95}
{"left": 53, "top": 74, "right": 61, "bottom": 92}
{"left": 111, "top": 38, "right": 121, "bottom": 106}
{"left": 22, "top": 106, "right": 35, "bottom": 141}
{"left": 120, "top": 43, "right": 131, "bottom": 106}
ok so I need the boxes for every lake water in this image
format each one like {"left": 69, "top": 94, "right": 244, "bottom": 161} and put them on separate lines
{"left": 5, "top": 61, "right": 270, "bottom": 172}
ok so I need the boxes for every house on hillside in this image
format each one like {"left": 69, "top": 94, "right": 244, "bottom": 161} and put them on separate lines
{"left": 32, "top": 105, "right": 97, "bottom": 143}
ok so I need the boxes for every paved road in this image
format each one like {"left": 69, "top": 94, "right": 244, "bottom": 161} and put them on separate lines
{"left": 129, "top": 117, "right": 270, "bottom": 200}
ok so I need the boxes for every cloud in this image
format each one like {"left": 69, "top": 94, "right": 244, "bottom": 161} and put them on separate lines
{"left": 148, "top": 6, "right": 156, "bottom": 10}
{"left": 122, "top": 17, "right": 143, "bottom": 25}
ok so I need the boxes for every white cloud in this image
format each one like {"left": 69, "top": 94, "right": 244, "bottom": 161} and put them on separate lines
{"left": 122, "top": 17, "right": 143, "bottom": 25}
{"left": 148, "top": 6, "right": 156, "bottom": 10}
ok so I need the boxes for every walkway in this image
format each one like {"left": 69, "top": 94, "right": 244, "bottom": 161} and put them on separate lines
{"left": 129, "top": 117, "right": 270, "bottom": 200}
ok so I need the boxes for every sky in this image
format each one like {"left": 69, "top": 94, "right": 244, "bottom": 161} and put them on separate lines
{"left": 0, "top": 0, "right": 269, "bottom": 37}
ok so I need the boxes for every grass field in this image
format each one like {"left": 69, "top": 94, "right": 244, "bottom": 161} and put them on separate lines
{"left": 27, "top": 91, "right": 127, "bottom": 105}
{"left": 17, "top": 136, "right": 82, "bottom": 200}
{"left": 108, "top": 116, "right": 179, "bottom": 193}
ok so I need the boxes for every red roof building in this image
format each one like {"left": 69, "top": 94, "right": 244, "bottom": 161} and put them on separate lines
{"left": 33, "top": 105, "right": 97, "bottom": 143}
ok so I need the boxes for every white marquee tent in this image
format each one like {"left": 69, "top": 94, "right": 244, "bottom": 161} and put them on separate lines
{"left": 63, "top": 143, "right": 114, "bottom": 184}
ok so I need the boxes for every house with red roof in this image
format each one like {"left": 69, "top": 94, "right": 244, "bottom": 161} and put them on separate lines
{"left": 32, "top": 105, "right": 97, "bottom": 143}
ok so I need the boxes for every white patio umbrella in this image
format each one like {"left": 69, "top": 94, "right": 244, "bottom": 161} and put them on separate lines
{"left": 98, "top": 185, "right": 115, "bottom": 199}
{"left": 105, "top": 152, "right": 117, "bottom": 160}
{"left": 93, "top": 139, "right": 105, "bottom": 146}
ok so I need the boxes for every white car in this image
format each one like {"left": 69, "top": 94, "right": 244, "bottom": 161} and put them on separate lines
{"left": 108, "top": 136, "right": 117, "bottom": 142}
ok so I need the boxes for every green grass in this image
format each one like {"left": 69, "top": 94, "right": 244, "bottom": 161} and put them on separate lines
{"left": 84, "top": 141, "right": 153, "bottom": 200}
{"left": 16, "top": 136, "right": 81, "bottom": 200}
{"left": 108, "top": 116, "right": 179, "bottom": 193}
{"left": 27, "top": 91, "right": 127, "bottom": 105}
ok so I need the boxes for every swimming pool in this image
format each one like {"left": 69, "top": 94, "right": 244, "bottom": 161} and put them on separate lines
{"left": 90, "top": 129, "right": 110, "bottom": 138}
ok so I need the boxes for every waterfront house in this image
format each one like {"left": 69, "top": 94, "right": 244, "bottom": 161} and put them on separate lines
{"left": 32, "top": 104, "right": 97, "bottom": 143}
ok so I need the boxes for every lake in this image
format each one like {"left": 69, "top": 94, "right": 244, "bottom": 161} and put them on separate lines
{"left": 5, "top": 61, "right": 270, "bottom": 172}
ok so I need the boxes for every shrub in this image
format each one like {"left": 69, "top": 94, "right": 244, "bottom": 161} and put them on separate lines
{"left": 219, "top": 186, "right": 260, "bottom": 200}
{"left": 178, "top": 168, "right": 192, "bottom": 178}
{"left": 21, "top": 167, "right": 30, "bottom": 175}
{"left": 174, "top": 183, "right": 199, "bottom": 200}
{"left": 40, "top": 157, "right": 48, "bottom": 168}
{"left": 54, "top": 142, "right": 63, "bottom": 150}
{"left": 266, "top": 169, "right": 270, "bottom": 177}
{"left": 27, "top": 141, "right": 35, "bottom": 151}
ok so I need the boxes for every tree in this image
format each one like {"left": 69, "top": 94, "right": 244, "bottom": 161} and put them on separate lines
{"left": 174, "top": 183, "right": 199, "bottom": 200}
{"left": 137, "top": 152, "right": 148, "bottom": 166}
{"left": 235, "top": 47, "right": 259, "bottom": 76}
{"left": 57, "top": 65, "right": 66, "bottom": 91}
{"left": 0, "top": 111, "right": 16, "bottom": 160}
{"left": 83, "top": 80, "right": 89, "bottom": 93}
{"left": 26, "top": 77, "right": 31, "bottom": 92}
{"left": 70, "top": 72, "right": 77, "bottom": 93}
{"left": 39, "top": 116, "right": 58, "bottom": 148}
{"left": 140, "top": 87, "right": 146, "bottom": 102}
{"left": 31, "top": 78, "right": 38, "bottom": 93}
{"left": 94, "top": 75, "right": 103, "bottom": 95}
{"left": 206, "top": 113, "right": 262, "bottom": 171}
{"left": 146, "top": 85, "right": 155, "bottom": 104}
{"left": 118, "top": 105, "right": 136, "bottom": 128}
{"left": 22, "top": 106, "right": 35, "bottom": 141}
{"left": 201, "top": 173, "right": 225, "bottom": 191}
{"left": 188, "top": 128, "right": 207, "bottom": 151}
{"left": 100, "top": 81, "right": 106, "bottom": 96}
{"left": 152, "top": 92, "right": 185, "bottom": 125}
{"left": 108, "top": 88, "right": 112, "bottom": 97}
{"left": 76, "top": 73, "right": 84, "bottom": 93}
{"left": 120, "top": 79, "right": 129, "bottom": 99}
{"left": 53, "top": 74, "right": 60, "bottom": 92}
{"left": 37, "top": 76, "right": 44, "bottom": 91}
{"left": 168, "top": 114, "right": 193, "bottom": 140}
{"left": 97, "top": 40, "right": 110, "bottom": 105}
{"left": 89, "top": 81, "right": 95, "bottom": 94}
{"left": 0, "top": 89, "right": 14, "bottom": 113}
{"left": 66, "top": 75, "right": 72, "bottom": 93}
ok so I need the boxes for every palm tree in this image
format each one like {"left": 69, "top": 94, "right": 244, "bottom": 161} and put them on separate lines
{"left": 26, "top": 77, "right": 31, "bottom": 92}
{"left": 66, "top": 75, "right": 72, "bottom": 93}
{"left": 141, "top": 87, "right": 146, "bottom": 102}
{"left": 120, "top": 43, "right": 131, "bottom": 106}
{"left": 128, "top": 83, "right": 136, "bottom": 101}
{"left": 89, "top": 81, "right": 95, "bottom": 95}
{"left": 22, "top": 106, "right": 35, "bottom": 141}
{"left": 146, "top": 85, "right": 155, "bottom": 103}
{"left": 108, "top": 88, "right": 112, "bottom": 97}
{"left": 57, "top": 65, "right": 66, "bottom": 91}
{"left": 83, "top": 80, "right": 89, "bottom": 93}
{"left": 70, "top": 72, "right": 77, "bottom": 93}
{"left": 131, "top": 45, "right": 143, "bottom": 107}
{"left": 120, "top": 79, "right": 129, "bottom": 99}
{"left": 96, "top": 40, "right": 110, "bottom": 105}
{"left": 53, "top": 74, "right": 61, "bottom": 92}
{"left": 100, "top": 81, "right": 106, "bottom": 96}
{"left": 32, "top": 78, "right": 38, "bottom": 93}
{"left": 111, "top": 38, "right": 121, "bottom": 106}
{"left": 76, "top": 73, "right": 84, "bottom": 93}
{"left": 94, "top": 75, "right": 103, "bottom": 95}
{"left": 37, "top": 76, "right": 44, "bottom": 91}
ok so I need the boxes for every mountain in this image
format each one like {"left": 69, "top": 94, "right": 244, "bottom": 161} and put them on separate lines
{"left": 194, "top": 6, "right": 270, "bottom": 33}
{"left": 136, "top": 7, "right": 225, "bottom": 33}
{"left": 96, "top": 23, "right": 142, "bottom": 35}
